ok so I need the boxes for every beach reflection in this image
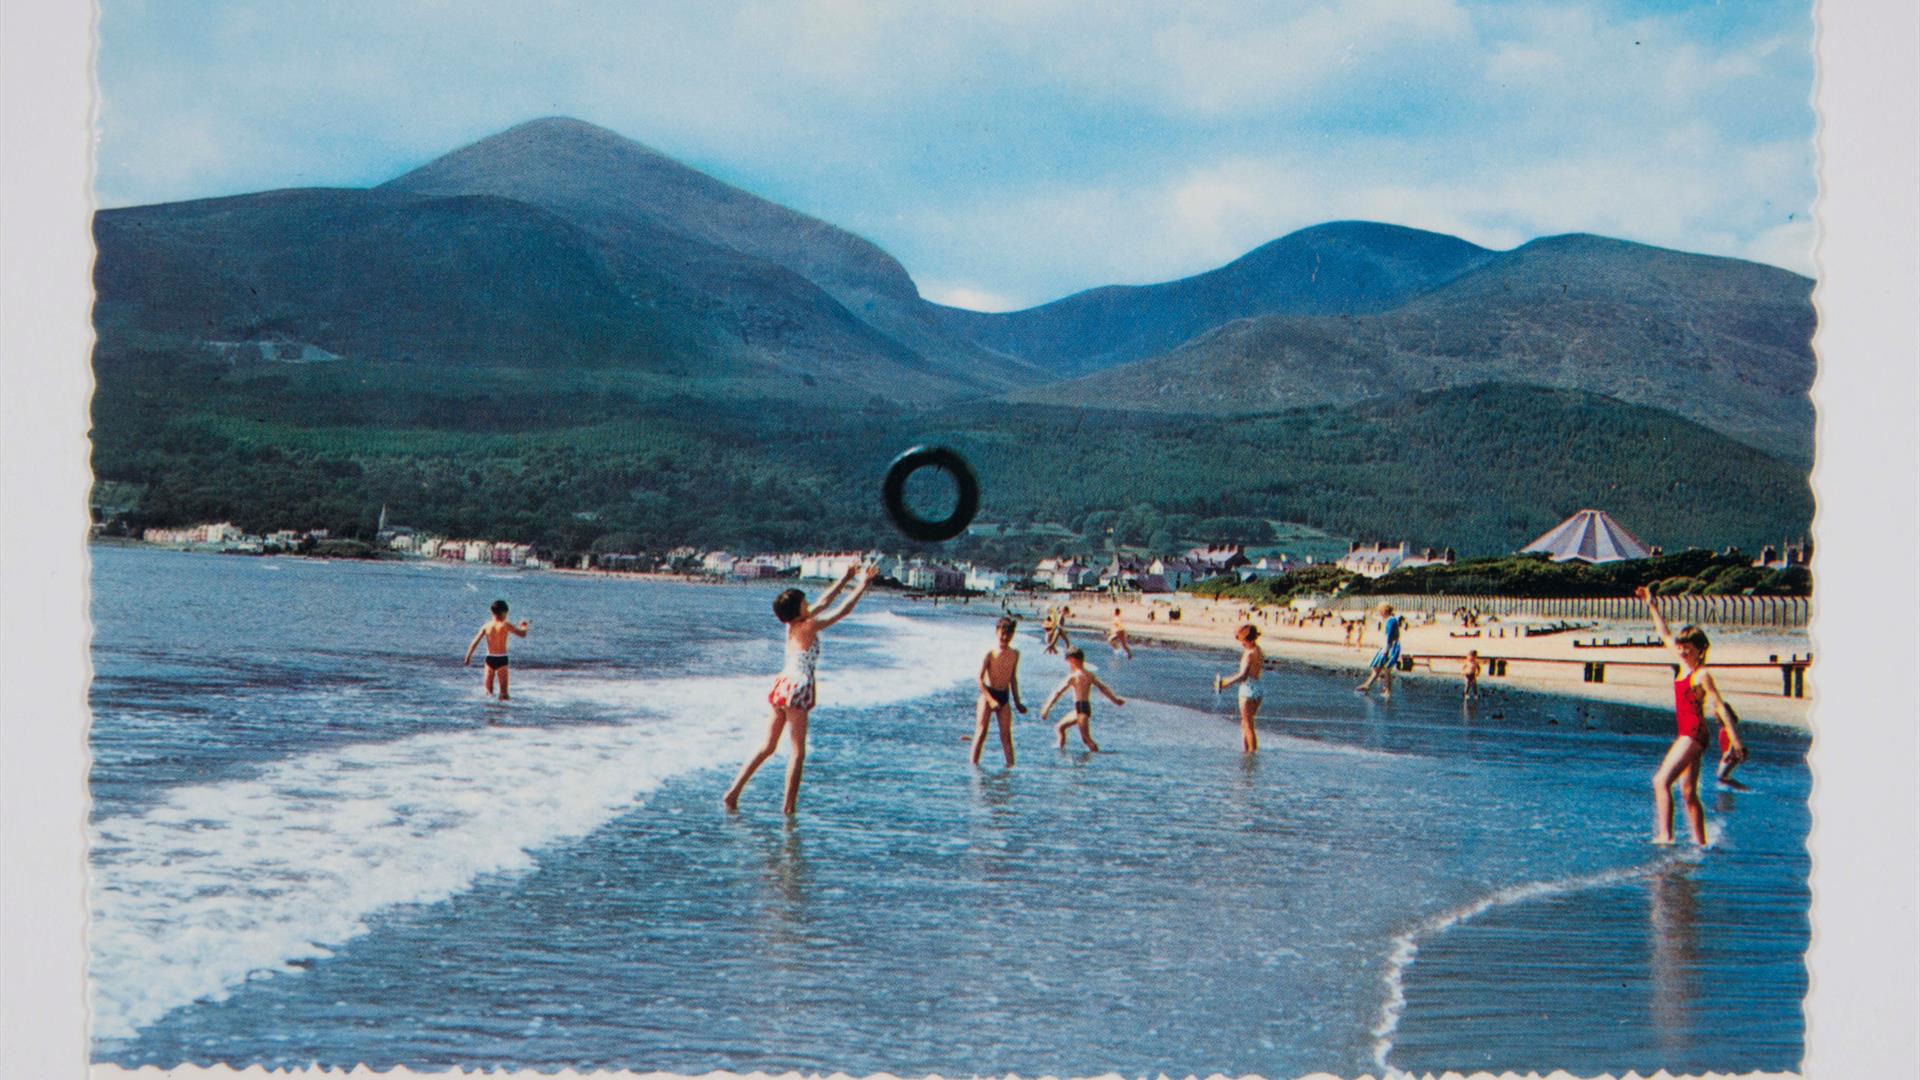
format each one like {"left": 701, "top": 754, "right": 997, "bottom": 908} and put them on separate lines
{"left": 1647, "top": 861, "right": 1701, "bottom": 1055}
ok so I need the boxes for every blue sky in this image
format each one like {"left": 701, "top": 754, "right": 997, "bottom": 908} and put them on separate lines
{"left": 95, "top": 0, "right": 1817, "bottom": 310}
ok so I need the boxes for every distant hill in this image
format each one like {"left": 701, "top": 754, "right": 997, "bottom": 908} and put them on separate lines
{"left": 382, "top": 117, "right": 1031, "bottom": 388}
{"left": 935, "top": 221, "right": 1495, "bottom": 376}
{"left": 1012, "top": 234, "right": 1816, "bottom": 461}
{"left": 92, "top": 357, "right": 1812, "bottom": 559}
{"left": 93, "top": 121, "right": 1038, "bottom": 403}
{"left": 90, "top": 116, "right": 1817, "bottom": 556}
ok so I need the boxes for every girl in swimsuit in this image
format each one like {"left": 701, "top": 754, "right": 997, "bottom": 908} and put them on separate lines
{"left": 723, "top": 564, "right": 877, "bottom": 815}
{"left": 1355, "top": 602, "right": 1404, "bottom": 696}
{"left": 1637, "top": 585, "right": 1746, "bottom": 845}
{"left": 1214, "top": 624, "right": 1266, "bottom": 753}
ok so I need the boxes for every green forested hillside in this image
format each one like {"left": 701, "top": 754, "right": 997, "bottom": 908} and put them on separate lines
{"left": 92, "top": 347, "right": 1811, "bottom": 564}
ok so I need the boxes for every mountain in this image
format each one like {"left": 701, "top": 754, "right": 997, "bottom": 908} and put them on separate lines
{"left": 935, "top": 221, "right": 1497, "bottom": 375}
{"left": 1011, "top": 234, "right": 1817, "bottom": 461}
{"left": 381, "top": 117, "right": 1029, "bottom": 387}
{"left": 93, "top": 120, "right": 1037, "bottom": 403}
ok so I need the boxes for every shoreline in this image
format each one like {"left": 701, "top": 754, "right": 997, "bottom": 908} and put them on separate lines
{"left": 1048, "top": 596, "right": 1813, "bottom": 732}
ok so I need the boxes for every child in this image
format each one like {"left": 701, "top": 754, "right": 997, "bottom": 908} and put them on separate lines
{"left": 723, "top": 564, "right": 878, "bottom": 815}
{"left": 1462, "top": 649, "right": 1481, "bottom": 700}
{"left": 1214, "top": 624, "right": 1265, "bottom": 753}
{"left": 1042, "top": 608, "right": 1062, "bottom": 654}
{"left": 1355, "top": 603, "right": 1404, "bottom": 696}
{"left": 1041, "top": 648, "right": 1125, "bottom": 751}
{"left": 1106, "top": 607, "right": 1134, "bottom": 659}
{"left": 1636, "top": 585, "right": 1746, "bottom": 845}
{"left": 463, "top": 599, "right": 530, "bottom": 699}
{"left": 972, "top": 617, "right": 1028, "bottom": 767}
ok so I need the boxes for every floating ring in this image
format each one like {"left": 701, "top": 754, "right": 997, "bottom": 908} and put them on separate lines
{"left": 881, "top": 445, "right": 979, "bottom": 543}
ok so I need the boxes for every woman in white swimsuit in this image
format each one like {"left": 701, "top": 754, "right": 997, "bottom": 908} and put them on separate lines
{"left": 723, "top": 564, "right": 877, "bottom": 815}
{"left": 1214, "top": 624, "right": 1266, "bottom": 753}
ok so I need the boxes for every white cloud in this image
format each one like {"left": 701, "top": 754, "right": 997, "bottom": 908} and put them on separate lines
{"left": 918, "top": 283, "right": 1024, "bottom": 312}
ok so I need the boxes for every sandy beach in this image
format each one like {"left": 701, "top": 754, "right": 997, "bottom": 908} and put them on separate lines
{"left": 1044, "top": 594, "right": 1813, "bottom": 730}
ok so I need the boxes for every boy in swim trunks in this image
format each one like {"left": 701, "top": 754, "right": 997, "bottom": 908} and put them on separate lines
{"left": 724, "top": 564, "right": 877, "bottom": 815}
{"left": 1041, "top": 648, "right": 1125, "bottom": 752}
{"left": 972, "top": 617, "right": 1028, "bottom": 767}
{"left": 1462, "top": 649, "right": 1481, "bottom": 700}
{"left": 1636, "top": 585, "right": 1745, "bottom": 844}
{"left": 1106, "top": 607, "right": 1134, "bottom": 659}
{"left": 463, "top": 599, "right": 531, "bottom": 699}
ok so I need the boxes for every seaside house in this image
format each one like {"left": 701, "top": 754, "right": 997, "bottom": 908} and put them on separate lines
{"left": 964, "top": 565, "right": 1010, "bottom": 593}
{"left": 1519, "top": 510, "right": 1650, "bottom": 564}
{"left": 1337, "top": 541, "right": 1455, "bottom": 578}
{"left": 701, "top": 551, "right": 738, "bottom": 576}
{"left": 1239, "top": 555, "right": 1295, "bottom": 580}
{"left": 1753, "top": 540, "right": 1812, "bottom": 571}
{"left": 1150, "top": 556, "right": 1205, "bottom": 589}
{"left": 1186, "top": 544, "right": 1251, "bottom": 575}
{"left": 903, "top": 561, "right": 966, "bottom": 593}
{"left": 799, "top": 551, "right": 867, "bottom": 580}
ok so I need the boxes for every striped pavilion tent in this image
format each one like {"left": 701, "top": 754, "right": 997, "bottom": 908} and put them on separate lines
{"left": 1520, "top": 509, "right": 1652, "bottom": 563}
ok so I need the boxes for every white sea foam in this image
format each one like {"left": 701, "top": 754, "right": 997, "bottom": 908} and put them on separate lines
{"left": 88, "top": 610, "right": 983, "bottom": 1040}
{"left": 1368, "top": 841, "right": 1708, "bottom": 1075}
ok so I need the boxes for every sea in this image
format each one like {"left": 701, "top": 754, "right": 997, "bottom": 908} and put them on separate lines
{"left": 86, "top": 544, "right": 1811, "bottom": 1077}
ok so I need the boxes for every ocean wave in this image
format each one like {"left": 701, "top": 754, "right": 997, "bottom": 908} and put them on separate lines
{"left": 1368, "top": 836, "right": 1712, "bottom": 1074}
{"left": 88, "top": 609, "right": 983, "bottom": 1040}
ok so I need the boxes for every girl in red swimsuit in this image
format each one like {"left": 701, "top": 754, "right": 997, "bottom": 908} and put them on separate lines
{"left": 1636, "top": 586, "right": 1746, "bottom": 845}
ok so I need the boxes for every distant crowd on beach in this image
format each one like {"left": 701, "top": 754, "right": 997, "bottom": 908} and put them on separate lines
{"left": 466, "top": 571, "right": 1745, "bottom": 846}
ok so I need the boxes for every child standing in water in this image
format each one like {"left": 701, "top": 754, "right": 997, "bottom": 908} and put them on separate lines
{"left": 1106, "top": 607, "right": 1134, "bottom": 659}
{"left": 1637, "top": 585, "right": 1746, "bottom": 845}
{"left": 1462, "top": 649, "right": 1482, "bottom": 700}
{"left": 1355, "top": 603, "right": 1404, "bottom": 696}
{"left": 1214, "top": 624, "right": 1265, "bottom": 753}
{"left": 972, "top": 617, "right": 1028, "bottom": 767}
{"left": 1041, "top": 648, "right": 1125, "bottom": 751}
{"left": 724, "top": 564, "right": 877, "bottom": 815}
{"left": 463, "top": 599, "right": 530, "bottom": 699}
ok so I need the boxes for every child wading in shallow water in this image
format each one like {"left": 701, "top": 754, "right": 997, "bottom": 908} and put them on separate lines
{"left": 1041, "top": 648, "right": 1125, "bottom": 751}
{"left": 1637, "top": 585, "right": 1746, "bottom": 845}
{"left": 1355, "top": 603, "right": 1404, "bottom": 696}
{"left": 1106, "top": 607, "right": 1134, "bottom": 659}
{"left": 1214, "top": 624, "right": 1265, "bottom": 753}
{"left": 972, "top": 617, "right": 1027, "bottom": 767}
{"left": 463, "top": 599, "right": 530, "bottom": 699}
{"left": 724, "top": 564, "right": 877, "bottom": 815}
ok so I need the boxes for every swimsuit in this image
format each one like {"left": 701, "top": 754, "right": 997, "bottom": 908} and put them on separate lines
{"left": 1073, "top": 699, "right": 1093, "bottom": 717}
{"left": 484, "top": 654, "right": 509, "bottom": 669}
{"left": 984, "top": 686, "right": 1011, "bottom": 707}
{"left": 1673, "top": 672, "right": 1709, "bottom": 746}
{"left": 1238, "top": 658, "right": 1265, "bottom": 704}
{"left": 768, "top": 636, "right": 820, "bottom": 711}
{"left": 1370, "top": 615, "right": 1404, "bottom": 670}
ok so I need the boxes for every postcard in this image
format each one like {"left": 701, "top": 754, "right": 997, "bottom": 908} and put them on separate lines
{"left": 3, "top": 2, "right": 1916, "bottom": 1079}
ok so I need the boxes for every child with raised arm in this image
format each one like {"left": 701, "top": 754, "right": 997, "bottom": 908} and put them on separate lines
{"left": 1636, "top": 585, "right": 1746, "bottom": 845}
{"left": 724, "top": 564, "right": 878, "bottom": 815}
{"left": 972, "top": 617, "right": 1028, "bottom": 767}
{"left": 463, "top": 599, "right": 530, "bottom": 699}
{"left": 1214, "top": 624, "right": 1265, "bottom": 753}
{"left": 1041, "top": 648, "right": 1125, "bottom": 752}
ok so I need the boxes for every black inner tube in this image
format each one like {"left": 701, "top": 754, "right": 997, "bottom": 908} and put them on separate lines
{"left": 882, "top": 445, "right": 979, "bottom": 543}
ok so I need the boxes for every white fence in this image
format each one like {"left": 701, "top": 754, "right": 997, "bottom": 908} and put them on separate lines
{"left": 1333, "top": 592, "right": 1809, "bottom": 628}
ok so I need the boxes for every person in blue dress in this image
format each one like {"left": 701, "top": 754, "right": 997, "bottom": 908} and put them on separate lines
{"left": 1355, "top": 602, "right": 1405, "bottom": 697}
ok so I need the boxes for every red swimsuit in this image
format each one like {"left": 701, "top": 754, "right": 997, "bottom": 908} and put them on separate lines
{"left": 1673, "top": 673, "right": 1709, "bottom": 746}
